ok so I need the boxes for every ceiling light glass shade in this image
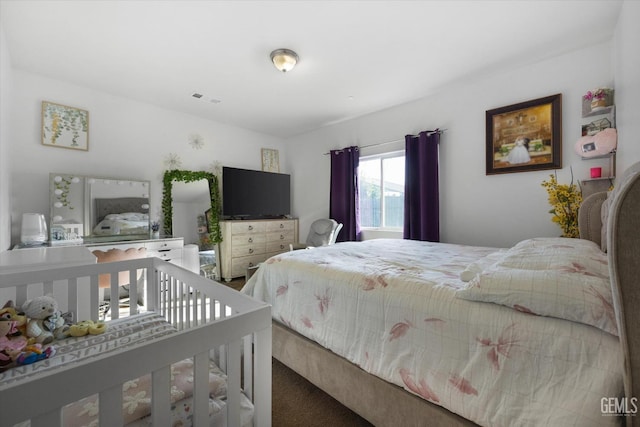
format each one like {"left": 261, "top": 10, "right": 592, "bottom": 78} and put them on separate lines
{"left": 270, "top": 49, "right": 299, "bottom": 72}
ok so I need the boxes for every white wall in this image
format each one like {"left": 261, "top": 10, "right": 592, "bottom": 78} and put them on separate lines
{"left": 0, "top": 23, "right": 13, "bottom": 250}
{"left": 613, "top": 0, "right": 640, "bottom": 172}
{"left": 8, "top": 71, "right": 287, "bottom": 246}
{"left": 286, "top": 40, "right": 637, "bottom": 249}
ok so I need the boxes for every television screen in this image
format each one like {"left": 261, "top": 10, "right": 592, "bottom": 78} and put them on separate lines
{"left": 222, "top": 167, "right": 291, "bottom": 219}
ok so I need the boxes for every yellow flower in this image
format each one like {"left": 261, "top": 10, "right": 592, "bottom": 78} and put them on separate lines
{"left": 541, "top": 172, "right": 582, "bottom": 238}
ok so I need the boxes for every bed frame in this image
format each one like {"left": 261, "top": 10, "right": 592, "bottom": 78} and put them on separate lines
{"left": 272, "top": 161, "right": 640, "bottom": 426}
{"left": 0, "top": 258, "right": 271, "bottom": 427}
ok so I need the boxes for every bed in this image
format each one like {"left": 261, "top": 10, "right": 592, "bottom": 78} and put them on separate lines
{"left": 93, "top": 197, "right": 150, "bottom": 236}
{"left": 242, "top": 160, "right": 640, "bottom": 426}
{"left": 0, "top": 257, "right": 271, "bottom": 427}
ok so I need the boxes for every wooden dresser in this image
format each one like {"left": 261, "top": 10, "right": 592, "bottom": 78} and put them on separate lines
{"left": 219, "top": 218, "right": 298, "bottom": 281}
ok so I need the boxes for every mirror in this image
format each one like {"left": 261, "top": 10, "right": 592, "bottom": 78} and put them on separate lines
{"left": 49, "top": 173, "right": 150, "bottom": 244}
{"left": 162, "top": 170, "right": 222, "bottom": 279}
{"left": 171, "top": 180, "right": 210, "bottom": 247}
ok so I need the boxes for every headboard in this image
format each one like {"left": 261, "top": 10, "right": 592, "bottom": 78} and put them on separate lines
{"left": 605, "top": 161, "right": 640, "bottom": 425}
{"left": 94, "top": 197, "right": 150, "bottom": 223}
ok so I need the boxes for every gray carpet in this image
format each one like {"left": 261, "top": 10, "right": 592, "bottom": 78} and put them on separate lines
{"left": 271, "top": 357, "right": 373, "bottom": 427}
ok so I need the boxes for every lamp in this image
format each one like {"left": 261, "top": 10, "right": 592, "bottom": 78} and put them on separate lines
{"left": 270, "top": 48, "right": 299, "bottom": 73}
{"left": 21, "top": 213, "right": 48, "bottom": 246}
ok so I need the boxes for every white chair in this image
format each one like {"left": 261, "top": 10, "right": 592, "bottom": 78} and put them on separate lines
{"left": 290, "top": 219, "right": 343, "bottom": 250}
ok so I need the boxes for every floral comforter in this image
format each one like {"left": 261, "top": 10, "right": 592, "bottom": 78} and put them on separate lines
{"left": 242, "top": 238, "right": 623, "bottom": 426}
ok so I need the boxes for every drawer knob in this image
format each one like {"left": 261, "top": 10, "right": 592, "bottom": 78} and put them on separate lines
{"left": 249, "top": 248, "right": 254, "bottom": 254}
{"left": 248, "top": 225, "right": 254, "bottom": 231}
{"left": 280, "top": 244, "right": 285, "bottom": 249}
{"left": 280, "top": 235, "right": 285, "bottom": 240}
{"left": 248, "top": 237, "right": 253, "bottom": 243}
{"left": 280, "top": 223, "right": 284, "bottom": 228}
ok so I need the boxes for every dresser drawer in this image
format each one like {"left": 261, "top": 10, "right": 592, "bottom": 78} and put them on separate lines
{"left": 231, "top": 233, "right": 266, "bottom": 246}
{"left": 266, "top": 220, "right": 295, "bottom": 232}
{"left": 147, "top": 248, "right": 182, "bottom": 263}
{"left": 266, "top": 241, "right": 290, "bottom": 253}
{"left": 231, "top": 243, "right": 265, "bottom": 258}
{"left": 230, "top": 254, "right": 267, "bottom": 278}
{"left": 145, "top": 239, "right": 183, "bottom": 251}
{"left": 266, "top": 230, "right": 294, "bottom": 243}
{"left": 230, "top": 221, "right": 266, "bottom": 235}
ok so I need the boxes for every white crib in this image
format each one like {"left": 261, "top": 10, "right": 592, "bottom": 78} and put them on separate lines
{"left": 0, "top": 258, "right": 271, "bottom": 427}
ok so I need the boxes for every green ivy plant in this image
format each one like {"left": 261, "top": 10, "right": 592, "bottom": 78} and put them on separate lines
{"left": 162, "top": 170, "right": 222, "bottom": 244}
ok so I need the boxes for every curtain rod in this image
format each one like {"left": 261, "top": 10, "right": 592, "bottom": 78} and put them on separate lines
{"left": 323, "top": 129, "right": 446, "bottom": 155}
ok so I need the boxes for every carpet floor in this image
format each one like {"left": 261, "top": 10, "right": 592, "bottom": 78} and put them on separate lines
{"left": 271, "top": 357, "right": 373, "bottom": 427}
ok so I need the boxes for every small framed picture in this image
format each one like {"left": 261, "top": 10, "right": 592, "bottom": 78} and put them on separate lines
{"left": 261, "top": 148, "right": 280, "bottom": 173}
{"left": 486, "top": 94, "right": 562, "bottom": 175}
{"left": 42, "top": 101, "right": 89, "bottom": 151}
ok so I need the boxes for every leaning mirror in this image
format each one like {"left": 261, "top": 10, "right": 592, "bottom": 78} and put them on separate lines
{"left": 162, "top": 170, "right": 222, "bottom": 279}
{"left": 49, "top": 173, "right": 151, "bottom": 244}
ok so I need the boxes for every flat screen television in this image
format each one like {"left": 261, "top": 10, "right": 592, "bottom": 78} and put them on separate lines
{"left": 222, "top": 167, "right": 291, "bottom": 219}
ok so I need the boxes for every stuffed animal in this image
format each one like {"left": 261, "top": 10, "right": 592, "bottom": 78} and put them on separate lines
{"left": 22, "top": 295, "right": 68, "bottom": 344}
{"left": 0, "top": 301, "right": 27, "bottom": 338}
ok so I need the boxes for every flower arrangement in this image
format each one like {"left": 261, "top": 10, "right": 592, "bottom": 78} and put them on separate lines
{"left": 583, "top": 88, "right": 613, "bottom": 111}
{"left": 150, "top": 221, "right": 160, "bottom": 232}
{"left": 541, "top": 171, "right": 583, "bottom": 238}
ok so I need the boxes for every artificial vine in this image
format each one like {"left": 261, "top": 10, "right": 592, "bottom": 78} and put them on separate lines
{"left": 162, "top": 170, "right": 222, "bottom": 244}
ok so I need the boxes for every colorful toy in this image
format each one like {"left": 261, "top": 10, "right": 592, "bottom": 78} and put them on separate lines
{"left": 15, "top": 344, "right": 56, "bottom": 366}
{"left": 0, "top": 301, "right": 28, "bottom": 337}
{"left": 68, "top": 320, "right": 107, "bottom": 337}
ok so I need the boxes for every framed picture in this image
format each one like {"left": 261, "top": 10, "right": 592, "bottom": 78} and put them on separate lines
{"left": 486, "top": 94, "right": 562, "bottom": 175}
{"left": 261, "top": 148, "right": 280, "bottom": 173}
{"left": 42, "top": 101, "right": 89, "bottom": 151}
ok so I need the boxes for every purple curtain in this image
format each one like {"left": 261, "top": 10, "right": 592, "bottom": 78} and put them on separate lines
{"left": 403, "top": 131, "right": 440, "bottom": 241}
{"left": 330, "top": 146, "right": 360, "bottom": 242}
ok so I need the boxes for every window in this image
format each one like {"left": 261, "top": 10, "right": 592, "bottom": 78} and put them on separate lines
{"left": 359, "top": 152, "right": 405, "bottom": 229}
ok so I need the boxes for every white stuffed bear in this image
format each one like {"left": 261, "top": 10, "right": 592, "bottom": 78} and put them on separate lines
{"left": 21, "top": 295, "right": 66, "bottom": 344}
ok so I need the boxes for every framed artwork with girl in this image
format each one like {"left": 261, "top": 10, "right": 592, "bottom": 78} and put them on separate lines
{"left": 486, "top": 94, "right": 562, "bottom": 175}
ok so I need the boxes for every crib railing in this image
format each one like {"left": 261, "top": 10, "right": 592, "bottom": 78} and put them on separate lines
{"left": 0, "top": 258, "right": 272, "bottom": 427}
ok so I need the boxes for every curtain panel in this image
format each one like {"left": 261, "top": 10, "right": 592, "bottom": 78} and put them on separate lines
{"left": 329, "top": 146, "right": 360, "bottom": 242}
{"left": 403, "top": 131, "right": 440, "bottom": 242}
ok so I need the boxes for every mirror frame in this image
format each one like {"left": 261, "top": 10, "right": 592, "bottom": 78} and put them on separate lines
{"left": 162, "top": 170, "right": 222, "bottom": 244}
{"left": 49, "top": 173, "right": 151, "bottom": 244}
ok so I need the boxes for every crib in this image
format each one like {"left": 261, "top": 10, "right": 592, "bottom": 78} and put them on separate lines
{"left": 0, "top": 257, "right": 271, "bottom": 427}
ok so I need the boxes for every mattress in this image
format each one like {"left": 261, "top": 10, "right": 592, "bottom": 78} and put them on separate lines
{"left": 3, "top": 313, "right": 254, "bottom": 427}
{"left": 242, "top": 238, "right": 623, "bottom": 426}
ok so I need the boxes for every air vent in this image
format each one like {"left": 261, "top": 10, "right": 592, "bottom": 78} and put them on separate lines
{"left": 191, "top": 92, "right": 221, "bottom": 104}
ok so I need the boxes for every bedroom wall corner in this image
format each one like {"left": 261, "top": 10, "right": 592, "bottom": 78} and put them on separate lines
{"left": 286, "top": 42, "right": 615, "bottom": 249}
{"left": 613, "top": 0, "right": 640, "bottom": 173}
{"left": 0, "top": 22, "right": 14, "bottom": 251}
{"left": 6, "top": 71, "right": 288, "bottom": 247}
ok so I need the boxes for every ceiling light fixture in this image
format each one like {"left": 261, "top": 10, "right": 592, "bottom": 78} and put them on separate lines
{"left": 270, "top": 48, "right": 299, "bottom": 73}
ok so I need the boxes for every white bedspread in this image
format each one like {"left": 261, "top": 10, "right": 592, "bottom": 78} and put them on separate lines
{"left": 242, "top": 238, "right": 623, "bottom": 426}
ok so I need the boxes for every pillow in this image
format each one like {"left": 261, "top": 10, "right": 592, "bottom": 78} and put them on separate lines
{"left": 456, "top": 237, "right": 617, "bottom": 336}
{"left": 120, "top": 212, "right": 144, "bottom": 220}
{"left": 104, "top": 214, "right": 124, "bottom": 220}
{"left": 459, "top": 249, "right": 507, "bottom": 282}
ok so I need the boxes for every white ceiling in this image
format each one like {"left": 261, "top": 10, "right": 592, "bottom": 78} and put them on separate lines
{"left": 1, "top": 1, "right": 622, "bottom": 139}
